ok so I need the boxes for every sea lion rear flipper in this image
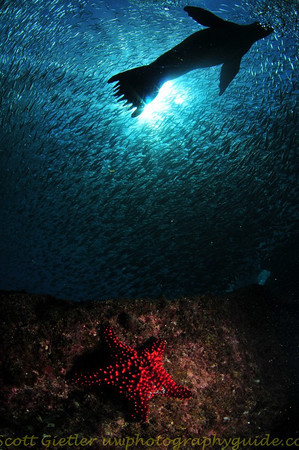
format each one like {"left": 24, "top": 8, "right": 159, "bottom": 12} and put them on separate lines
{"left": 184, "top": 6, "right": 234, "bottom": 28}
{"left": 108, "top": 65, "right": 161, "bottom": 117}
{"left": 219, "top": 58, "right": 241, "bottom": 95}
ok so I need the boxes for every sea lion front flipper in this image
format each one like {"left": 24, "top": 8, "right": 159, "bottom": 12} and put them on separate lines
{"left": 184, "top": 6, "right": 233, "bottom": 28}
{"left": 219, "top": 58, "right": 241, "bottom": 95}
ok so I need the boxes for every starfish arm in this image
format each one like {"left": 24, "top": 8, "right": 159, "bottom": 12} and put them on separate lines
{"left": 72, "top": 368, "right": 104, "bottom": 387}
{"left": 101, "top": 326, "right": 136, "bottom": 357}
{"left": 129, "top": 391, "right": 151, "bottom": 422}
{"left": 139, "top": 338, "right": 165, "bottom": 365}
{"left": 157, "top": 366, "right": 192, "bottom": 398}
{"left": 146, "top": 338, "right": 166, "bottom": 355}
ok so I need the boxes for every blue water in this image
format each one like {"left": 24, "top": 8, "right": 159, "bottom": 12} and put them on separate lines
{"left": 0, "top": 0, "right": 297, "bottom": 300}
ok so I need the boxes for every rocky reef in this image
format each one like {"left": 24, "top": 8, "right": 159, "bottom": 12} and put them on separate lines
{"left": 0, "top": 286, "right": 297, "bottom": 448}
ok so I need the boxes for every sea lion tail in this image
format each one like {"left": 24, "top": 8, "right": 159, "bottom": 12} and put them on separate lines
{"left": 108, "top": 65, "right": 161, "bottom": 117}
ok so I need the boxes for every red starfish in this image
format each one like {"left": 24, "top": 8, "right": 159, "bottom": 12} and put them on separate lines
{"left": 72, "top": 326, "right": 192, "bottom": 421}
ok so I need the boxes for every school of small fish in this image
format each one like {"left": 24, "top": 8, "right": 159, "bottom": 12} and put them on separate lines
{"left": 0, "top": 0, "right": 297, "bottom": 300}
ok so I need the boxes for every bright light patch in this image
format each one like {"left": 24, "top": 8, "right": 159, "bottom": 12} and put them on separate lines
{"left": 138, "top": 80, "right": 186, "bottom": 121}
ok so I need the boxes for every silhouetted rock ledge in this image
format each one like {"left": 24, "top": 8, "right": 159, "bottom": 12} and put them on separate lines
{"left": 0, "top": 286, "right": 297, "bottom": 448}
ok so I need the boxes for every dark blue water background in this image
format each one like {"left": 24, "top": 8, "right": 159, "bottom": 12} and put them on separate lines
{"left": 0, "top": 0, "right": 297, "bottom": 300}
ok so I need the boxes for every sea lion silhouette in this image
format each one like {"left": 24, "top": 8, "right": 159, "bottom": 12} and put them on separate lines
{"left": 108, "top": 6, "right": 273, "bottom": 117}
